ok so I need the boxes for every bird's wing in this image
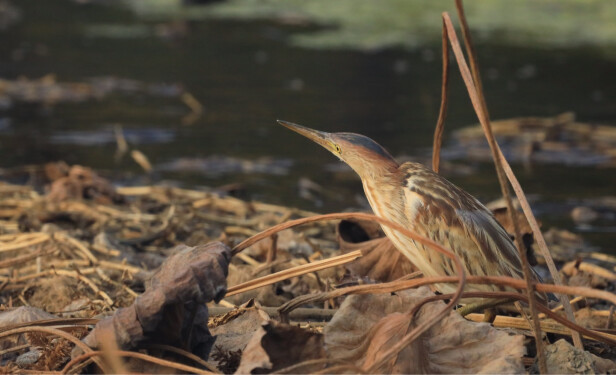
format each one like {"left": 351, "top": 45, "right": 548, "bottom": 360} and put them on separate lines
{"left": 455, "top": 208, "right": 525, "bottom": 278}
{"left": 401, "top": 163, "right": 524, "bottom": 277}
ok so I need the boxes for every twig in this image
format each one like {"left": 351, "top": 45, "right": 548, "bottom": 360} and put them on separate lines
{"left": 431, "top": 20, "right": 450, "bottom": 173}
{"left": 562, "top": 261, "right": 616, "bottom": 280}
{"left": 61, "top": 350, "right": 214, "bottom": 375}
{"left": 266, "top": 233, "right": 278, "bottom": 264}
{"left": 209, "top": 306, "right": 337, "bottom": 321}
{"left": 54, "top": 233, "right": 98, "bottom": 264}
{"left": 411, "top": 290, "right": 616, "bottom": 345}
{"left": 278, "top": 274, "right": 616, "bottom": 345}
{"left": 99, "top": 329, "right": 128, "bottom": 374}
{"left": 0, "top": 326, "right": 108, "bottom": 372}
{"left": 225, "top": 250, "right": 362, "bottom": 297}
{"left": 0, "top": 247, "right": 58, "bottom": 268}
{"left": 0, "top": 317, "right": 98, "bottom": 333}
{"left": 0, "top": 233, "right": 50, "bottom": 253}
{"left": 146, "top": 344, "right": 221, "bottom": 373}
{"left": 2, "top": 269, "right": 114, "bottom": 306}
{"left": 271, "top": 358, "right": 362, "bottom": 375}
{"left": 431, "top": 1, "right": 586, "bottom": 350}
{"left": 466, "top": 312, "right": 614, "bottom": 340}
{"left": 498, "top": 145, "right": 584, "bottom": 348}
{"left": 444, "top": 4, "right": 547, "bottom": 369}
{"left": 96, "top": 268, "right": 139, "bottom": 298}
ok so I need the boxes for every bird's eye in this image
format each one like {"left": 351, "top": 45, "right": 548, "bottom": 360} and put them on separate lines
{"left": 334, "top": 144, "right": 341, "bottom": 154}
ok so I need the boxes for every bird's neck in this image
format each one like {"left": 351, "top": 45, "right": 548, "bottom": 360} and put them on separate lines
{"left": 356, "top": 156, "right": 399, "bottom": 182}
{"left": 360, "top": 167, "right": 401, "bottom": 220}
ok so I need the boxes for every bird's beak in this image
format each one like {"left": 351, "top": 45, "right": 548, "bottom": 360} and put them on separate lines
{"left": 277, "top": 120, "right": 335, "bottom": 151}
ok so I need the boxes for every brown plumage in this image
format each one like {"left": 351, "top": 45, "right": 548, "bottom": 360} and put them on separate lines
{"left": 278, "top": 120, "right": 547, "bottom": 300}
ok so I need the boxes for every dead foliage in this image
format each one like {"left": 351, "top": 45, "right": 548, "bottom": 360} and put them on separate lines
{"left": 0, "top": 166, "right": 615, "bottom": 373}
{"left": 451, "top": 112, "right": 616, "bottom": 167}
{"left": 0, "top": 2, "right": 615, "bottom": 374}
{"left": 46, "top": 164, "right": 123, "bottom": 205}
{"left": 325, "top": 287, "right": 525, "bottom": 373}
{"left": 77, "top": 242, "right": 231, "bottom": 361}
{"left": 236, "top": 320, "right": 325, "bottom": 374}
{"left": 0, "top": 75, "right": 184, "bottom": 106}
{"left": 337, "top": 219, "right": 417, "bottom": 282}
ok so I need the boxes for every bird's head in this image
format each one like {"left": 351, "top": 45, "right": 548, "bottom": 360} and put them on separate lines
{"left": 278, "top": 120, "right": 399, "bottom": 179}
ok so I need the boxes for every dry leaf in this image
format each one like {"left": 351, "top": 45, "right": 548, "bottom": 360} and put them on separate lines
{"left": 46, "top": 165, "right": 122, "bottom": 204}
{"left": 78, "top": 242, "right": 231, "bottom": 359}
{"left": 235, "top": 320, "right": 325, "bottom": 374}
{"left": 209, "top": 301, "right": 270, "bottom": 373}
{"left": 337, "top": 219, "right": 416, "bottom": 282}
{"left": 324, "top": 287, "right": 525, "bottom": 373}
{"left": 0, "top": 307, "right": 57, "bottom": 350}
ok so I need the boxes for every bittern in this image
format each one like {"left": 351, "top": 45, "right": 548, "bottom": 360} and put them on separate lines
{"left": 278, "top": 120, "right": 547, "bottom": 302}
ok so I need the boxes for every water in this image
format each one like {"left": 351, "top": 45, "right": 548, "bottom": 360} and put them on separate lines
{"left": 0, "top": 0, "right": 614, "bottom": 252}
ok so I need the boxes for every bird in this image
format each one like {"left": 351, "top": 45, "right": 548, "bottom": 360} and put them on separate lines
{"left": 278, "top": 119, "right": 548, "bottom": 302}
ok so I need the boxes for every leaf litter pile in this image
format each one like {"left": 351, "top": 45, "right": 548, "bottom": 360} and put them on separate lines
{"left": 2, "top": 4, "right": 616, "bottom": 375}
{"left": 0, "top": 161, "right": 613, "bottom": 374}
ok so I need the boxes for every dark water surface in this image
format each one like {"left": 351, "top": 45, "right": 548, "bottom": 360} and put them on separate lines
{"left": 1, "top": 1, "right": 614, "bottom": 251}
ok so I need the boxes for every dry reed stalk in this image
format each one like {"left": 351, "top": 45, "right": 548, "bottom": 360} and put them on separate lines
{"left": 234, "top": 252, "right": 261, "bottom": 267}
{"left": 270, "top": 358, "right": 362, "bottom": 375}
{"left": 146, "top": 344, "right": 221, "bottom": 373}
{"left": 465, "top": 313, "right": 615, "bottom": 341}
{"left": 0, "top": 232, "right": 45, "bottom": 241}
{"left": 432, "top": 2, "right": 586, "bottom": 349}
{"left": 89, "top": 244, "right": 121, "bottom": 257}
{"left": 431, "top": 21, "right": 450, "bottom": 173}
{"left": 0, "top": 248, "right": 58, "bottom": 269}
{"left": 2, "top": 268, "right": 114, "bottom": 306}
{"left": 95, "top": 204, "right": 158, "bottom": 221}
{"left": 115, "top": 186, "right": 154, "bottom": 195}
{"left": 449, "top": 4, "right": 548, "bottom": 363}
{"left": 589, "top": 252, "right": 616, "bottom": 263}
{"left": 1, "top": 268, "right": 96, "bottom": 283}
{"left": 438, "top": 4, "right": 554, "bottom": 368}
{"left": 0, "top": 233, "right": 50, "bottom": 253}
{"left": 54, "top": 233, "right": 98, "bottom": 264}
{"left": 225, "top": 250, "right": 361, "bottom": 297}
{"left": 278, "top": 274, "right": 616, "bottom": 345}
{"left": 98, "top": 329, "right": 128, "bottom": 374}
{"left": 0, "top": 317, "right": 99, "bottom": 332}
{"left": 113, "top": 124, "right": 128, "bottom": 160}
{"left": 15, "top": 260, "right": 92, "bottom": 274}
{"left": 61, "top": 350, "right": 214, "bottom": 375}
{"left": 59, "top": 270, "right": 114, "bottom": 307}
{"left": 0, "top": 326, "right": 108, "bottom": 372}
{"left": 97, "top": 260, "right": 143, "bottom": 274}
{"left": 410, "top": 290, "right": 616, "bottom": 345}
{"left": 538, "top": 295, "right": 584, "bottom": 318}
{"left": 7, "top": 369, "right": 61, "bottom": 374}
{"left": 130, "top": 150, "right": 152, "bottom": 173}
{"left": 562, "top": 261, "right": 616, "bottom": 280}
{"left": 95, "top": 268, "right": 138, "bottom": 298}
{"left": 281, "top": 285, "right": 615, "bottom": 374}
